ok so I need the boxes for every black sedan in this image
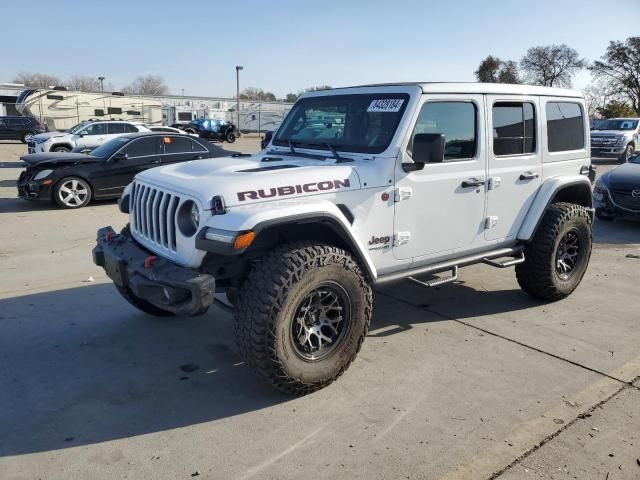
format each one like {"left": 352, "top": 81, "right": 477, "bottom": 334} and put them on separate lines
{"left": 594, "top": 153, "right": 640, "bottom": 221}
{"left": 17, "top": 133, "right": 228, "bottom": 209}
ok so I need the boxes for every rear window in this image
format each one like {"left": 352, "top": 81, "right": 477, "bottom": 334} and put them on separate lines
{"left": 164, "top": 136, "right": 193, "bottom": 153}
{"left": 546, "top": 102, "right": 585, "bottom": 152}
{"left": 492, "top": 102, "right": 536, "bottom": 156}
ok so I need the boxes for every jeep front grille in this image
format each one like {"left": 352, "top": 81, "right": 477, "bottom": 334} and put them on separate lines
{"left": 130, "top": 182, "right": 180, "bottom": 251}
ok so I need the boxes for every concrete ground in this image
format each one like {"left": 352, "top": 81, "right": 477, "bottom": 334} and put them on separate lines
{"left": 0, "top": 139, "right": 638, "bottom": 480}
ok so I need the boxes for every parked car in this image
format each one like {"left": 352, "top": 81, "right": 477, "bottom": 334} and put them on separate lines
{"left": 28, "top": 120, "right": 151, "bottom": 154}
{"left": 147, "top": 125, "right": 199, "bottom": 137}
{"left": 0, "top": 116, "right": 47, "bottom": 143}
{"left": 183, "top": 119, "right": 238, "bottom": 143}
{"left": 594, "top": 152, "right": 640, "bottom": 221}
{"left": 93, "top": 82, "right": 595, "bottom": 394}
{"left": 590, "top": 117, "right": 639, "bottom": 163}
{"left": 17, "top": 132, "right": 228, "bottom": 209}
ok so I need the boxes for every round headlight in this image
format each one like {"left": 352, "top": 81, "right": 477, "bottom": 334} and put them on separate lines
{"left": 190, "top": 202, "right": 200, "bottom": 230}
{"left": 177, "top": 200, "right": 200, "bottom": 237}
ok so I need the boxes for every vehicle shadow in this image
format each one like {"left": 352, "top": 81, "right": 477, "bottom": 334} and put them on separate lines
{"left": 0, "top": 283, "right": 289, "bottom": 457}
{"left": 0, "top": 161, "right": 25, "bottom": 168}
{"left": 593, "top": 216, "right": 640, "bottom": 245}
{"left": 0, "top": 179, "right": 16, "bottom": 187}
{"left": 0, "top": 197, "right": 118, "bottom": 213}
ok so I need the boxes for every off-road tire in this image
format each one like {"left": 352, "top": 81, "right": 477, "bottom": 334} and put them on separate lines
{"left": 114, "top": 284, "right": 176, "bottom": 317}
{"left": 234, "top": 242, "right": 372, "bottom": 395}
{"left": 516, "top": 202, "right": 592, "bottom": 301}
{"left": 619, "top": 144, "right": 634, "bottom": 163}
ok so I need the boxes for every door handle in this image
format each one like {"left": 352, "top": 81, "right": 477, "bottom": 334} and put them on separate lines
{"left": 519, "top": 171, "right": 539, "bottom": 180}
{"left": 461, "top": 178, "right": 485, "bottom": 188}
{"left": 151, "top": 159, "right": 162, "bottom": 164}
{"left": 192, "top": 155, "right": 203, "bottom": 160}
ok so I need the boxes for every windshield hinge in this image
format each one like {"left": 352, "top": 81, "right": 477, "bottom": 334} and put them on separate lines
{"left": 394, "top": 187, "right": 412, "bottom": 202}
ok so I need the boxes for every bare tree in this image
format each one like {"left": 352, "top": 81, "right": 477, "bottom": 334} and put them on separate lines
{"left": 475, "top": 56, "right": 520, "bottom": 83}
{"left": 65, "top": 76, "right": 102, "bottom": 92}
{"left": 590, "top": 37, "right": 640, "bottom": 114}
{"left": 520, "top": 44, "right": 585, "bottom": 87}
{"left": 305, "top": 85, "right": 332, "bottom": 92}
{"left": 13, "top": 71, "right": 62, "bottom": 89}
{"left": 239, "top": 87, "right": 277, "bottom": 101}
{"left": 582, "top": 78, "right": 620, "bottom": 117}
{"left": 121, "top": 75, "right": 169, "bottom": 95}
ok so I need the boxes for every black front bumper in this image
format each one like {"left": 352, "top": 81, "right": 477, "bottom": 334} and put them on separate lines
{"left": 16, "top": 171, "right": 52, "bottom": 201}
{"left": 93, "top": 226, "right": 216, "bottom": 316}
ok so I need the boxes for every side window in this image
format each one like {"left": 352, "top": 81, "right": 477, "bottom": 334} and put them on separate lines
{"left": 83, "top": 123, "right": 108, "bottom": 136}
{"left": 492, "top": 102, "right": 536, "bottom": 156}
{"left": 122, "top": 137, "right": 160, "bottom": 157}
{"left": 164, "top": 136, "right": 193, "bottom": 154}
{"left": 124, "top": 123, "right": 138, "bottom": 133}
{"left": 108, "top": 123, "right": 126, "bottom": 134}
{"left": 546, "top": 102, "right": 585, "bottom": 152}
{"left": 191, "top": 140, "right": 207, "bottom": 152}
{"left": 409, "top": 102, "right": 476, "bottom": 161}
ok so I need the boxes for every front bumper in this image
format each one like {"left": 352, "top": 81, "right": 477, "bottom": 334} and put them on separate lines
{"left": 594, "top": 188, "right": 640, "bottom": 219}
{"left": 16, "top": 171, "right": 53, "bottom": 201}
{"left": 27, "top": 141, "right": 49, "bottom": 154}
{"left": 590, "top": 146, "right": 625, "bottom": 157}
{"left": 93, "top": 226, "right": 216, "bottom": 316}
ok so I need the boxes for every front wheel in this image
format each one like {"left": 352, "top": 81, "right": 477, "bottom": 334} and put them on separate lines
{"left": 234, "top": 242, "right": 372, "bottom": 395}
{"left": 53, "top": 177, "right": 92, "bottom": 208}
{"left": 516, "top": 202, "right": 592, "bottom": 301}
{"left": 225, "top": 131, "right": 236, "bottom": 143}
{"left": 619, "top": 144, "right": 634, "bottom": 163}
{"left": 22, "top": 132, "right": 34, "bottom": 143}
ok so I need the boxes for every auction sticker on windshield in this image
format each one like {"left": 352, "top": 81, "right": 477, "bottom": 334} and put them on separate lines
{"left": 367, "top": 99, "right": 405, "bottom": 113}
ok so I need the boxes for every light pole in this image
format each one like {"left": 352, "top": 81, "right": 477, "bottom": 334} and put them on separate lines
{"left": 235, "top": 65, "right": 243, "bottom": 133}
{"left": 181, "top": 88, "right": 185, "bottom": 97}
{"left": 98, "top": 76, "right": 105, "bottom": 94}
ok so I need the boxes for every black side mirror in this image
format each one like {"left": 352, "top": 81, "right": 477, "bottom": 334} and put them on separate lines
{"left": 261, "top": 131, "right": 273, "bottom": 149}
{"left": 404, "top": 133, "right": 444, "bottom": 171}
{"left": 113, "top": 152, "right": 128, "bottom": 162}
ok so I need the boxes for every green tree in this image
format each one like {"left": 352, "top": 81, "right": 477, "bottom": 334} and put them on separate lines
{"left": 596, "top": 100, "right": 637, "bottom": 118}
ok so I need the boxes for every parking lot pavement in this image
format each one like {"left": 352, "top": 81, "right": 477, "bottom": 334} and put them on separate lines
{"left": 0, "top": 141, "right": 639, "bottom": 479}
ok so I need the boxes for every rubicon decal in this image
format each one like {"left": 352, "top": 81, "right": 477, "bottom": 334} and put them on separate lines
{"left": 237, "top": 179, "right": 350, "bottom": 201}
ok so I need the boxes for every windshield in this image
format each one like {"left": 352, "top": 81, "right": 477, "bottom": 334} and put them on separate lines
{"left": 593, "top": 119, "right": 638, "bottom": 131}
{"left": 90, "top": 137, "right": 130, "bottom": 158}
{"left": 66, "top": 122, "right": 90, "bottom": 134}
{"left": 273, "top": 93, "right": 410, "bottom": 154}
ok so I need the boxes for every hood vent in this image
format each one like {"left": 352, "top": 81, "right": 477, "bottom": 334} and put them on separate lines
{"left": 237, "top": 164, "right": 298, "bottom": 173}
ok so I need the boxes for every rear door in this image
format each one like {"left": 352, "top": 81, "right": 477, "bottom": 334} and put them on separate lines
{"left": 161, "top": 135, "right": 207, "bottom": 165}
{"left": 485, "top": 96, "right": 542, "bottom": 241}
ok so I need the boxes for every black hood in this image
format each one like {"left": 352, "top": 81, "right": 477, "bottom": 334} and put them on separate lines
{"left": 602, "top": 162, "right": 640, "bottom": 189}
{"left": 21, "top": 152, "right": 101, "bottom": 167}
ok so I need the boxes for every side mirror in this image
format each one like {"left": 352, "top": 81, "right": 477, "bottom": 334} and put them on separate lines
{"left": 404, "top": 133, "right": 445, "bottom": 171}
{"left": 261, "top": 131, "right": 273, "bottom": 149}
{"left": 113, "top": 152, "right": 128, "bottom": 162}
{"left": 78, "top": 132, "right": 86, "bottom": 137}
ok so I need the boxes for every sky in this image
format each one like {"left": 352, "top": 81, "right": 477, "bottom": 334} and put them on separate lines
{"left": 1, "top": 0, "right": 639, "bottom": 99}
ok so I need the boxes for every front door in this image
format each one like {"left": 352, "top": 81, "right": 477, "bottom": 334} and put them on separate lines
{"left": 393, "top": 95, "right": 487, "bottom": 260}
{"left": 485, "top": 96, "right": 542, "bottom": 241}
{"left": 76, "top": 123, "right": 108, "bottom": 150}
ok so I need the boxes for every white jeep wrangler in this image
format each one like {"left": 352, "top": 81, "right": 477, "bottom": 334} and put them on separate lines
{"left": 93, "top": 82, "right": 594, "bottom": 394}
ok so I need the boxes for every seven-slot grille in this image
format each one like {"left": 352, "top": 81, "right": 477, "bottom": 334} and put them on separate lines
{"left": 130, "top": 182, "right": 181, "bottom": 251}
{"left": 610, "top": 188, "right": 640, "bottom": 212}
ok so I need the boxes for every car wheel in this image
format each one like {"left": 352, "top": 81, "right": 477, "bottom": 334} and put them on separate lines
{"left": 234, "top": 242, "right": 373, "bottom": 395}
{"left": 52, "top": 146, "right": 71, "bottom": 153}
{"left": 53, "top": 177, "right": 92, "bottom": 209}
{"left": 22, "top": 132, "right": 34, "bottom": 143}
{"left": 114, "top": 284, "right": 176, "bottom": 317}
{"left": 516, "top": 202, "right": 592, "bottom": 301}
{"left": 225, "top": 131, "right": 236, "bottom": 143}
{"left": 619, "top": 144, "right": 634, "bottom": 163}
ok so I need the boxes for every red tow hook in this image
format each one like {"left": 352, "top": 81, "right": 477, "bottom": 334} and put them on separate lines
{"left": 143, "top": 256, "right": 157, "bottom": 269}
{"left": 104, "top": 231, "right": 117, "bottom": 243}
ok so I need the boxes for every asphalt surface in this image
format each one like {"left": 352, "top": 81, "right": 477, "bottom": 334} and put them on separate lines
{"left": 0, "top": 139, "right": 638, "bottom": 480}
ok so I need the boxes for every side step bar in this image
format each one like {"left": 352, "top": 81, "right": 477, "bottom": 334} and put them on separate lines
{"left": 408, "top": 266, "right": 458, "bottom": 288}
{"left": 375, "top": 246, "right": 524, "bottom": 285}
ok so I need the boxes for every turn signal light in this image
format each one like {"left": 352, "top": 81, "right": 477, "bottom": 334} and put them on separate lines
{"left": 233, "top": 231, "right": 255, "bottom": 249}
{"left": 41, "top": 179, "right": 54, "bottom": 185}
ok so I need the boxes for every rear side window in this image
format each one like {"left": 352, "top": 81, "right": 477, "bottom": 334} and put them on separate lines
{"left": 493, "top": 102, "right": 536, "bottom": 156}
{"left": 546, "top": 102, "right": 585, "bottom": 152}
{"left": 191, "top": 140, "right": 207, "bottom": 152}
{"left": 124, "top": 123, "right": 138, "bottom": 133}
{"left": 122, "top": 137, "right": 161, "bottom": 157}
{"left": 409, "top": 101, "right": 477, "bottom": 161}
{"left": 83, "top": 123, "right": 108, "bottom": 135}
{"left": 163, "top": 136, "right": 193, "bottom": 153}
{"left": 108, "top": 123, "right": 126, "bottom": 134}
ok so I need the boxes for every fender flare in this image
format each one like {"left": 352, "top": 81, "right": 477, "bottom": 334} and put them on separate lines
{"left": 200, "top": 201, "right": 377, "bottom": 280}
{"left": 517, "top": 175, "right": 593, "bottom": 242}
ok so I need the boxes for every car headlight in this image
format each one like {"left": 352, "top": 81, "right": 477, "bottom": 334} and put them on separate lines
{"left": 177, "top": 200, "right": 200, "bottom": 237}
{"left": 617, "top": 136, "right": 626, "bottom": 146}
{"left": 35, "top": 137, "right": 49, "bottom": 144}
{"left": 34, "top": 169, "right": 53, "bottom": 180}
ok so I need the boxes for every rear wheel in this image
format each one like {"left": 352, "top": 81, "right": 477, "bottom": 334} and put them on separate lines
{"left": 516, "top": 202, "right": 592, "bottom": 301}
{"left": 114, "top": 284, "right": 175, "bottom": 317}
{"left": 225, "top": 131, "right": 236, "bottom": 143}
{"left": 234, "top": 242, "right": 372, "bottom": 395}
{"left": 53, "top": 177, "right": 92, "bottom": 209}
